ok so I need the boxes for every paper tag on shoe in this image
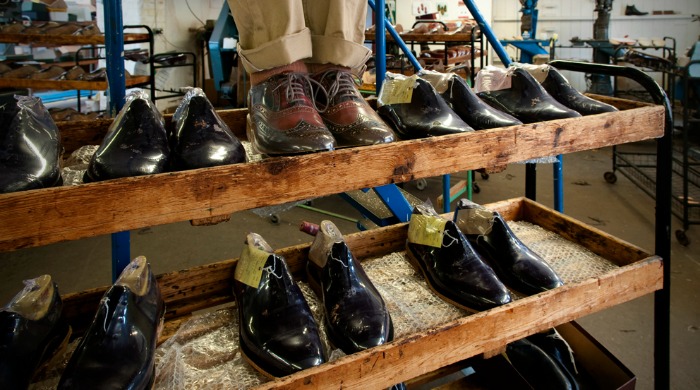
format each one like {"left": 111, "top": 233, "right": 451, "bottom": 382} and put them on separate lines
{"left": 378, "top": 74, "right": 417, "bottom": 106}
{"left": 407, "top": 214, "right": 447, "bottom": 248}
{"left": 234, "top": 245, "right": 271, "bottom": 288}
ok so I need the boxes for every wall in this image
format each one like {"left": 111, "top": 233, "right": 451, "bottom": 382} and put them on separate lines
{"left": 492, "top": 0, "right": 700, "bottom": 90}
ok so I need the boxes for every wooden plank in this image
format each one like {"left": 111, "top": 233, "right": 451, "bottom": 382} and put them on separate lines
{"left": 585, "top": 93, "right": 654, "bottom": 110}
{"left": 252, "top": 258, "right": 661, "bottom": 389}
{"left": 0, "top": 105, "right": 664, "bottom": 252}
{"left": 0, "top": 32, "right": 148, "bottom": 45}
{"left": 0, "top": 75, "right": 150, "bottom": 92}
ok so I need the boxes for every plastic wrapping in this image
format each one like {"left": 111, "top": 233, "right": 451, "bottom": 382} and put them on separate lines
{"left": 4, "top": 275, "right": 54, "bottom": 321}
{"left": 515, "top": 62, "right": 550, "bottom": 83}
{"left": 84, "top": 89, "right": 170, "bottom": 182}
{"left": 416, "top": 69, "right": 454, "bottom": 94}
{"left": 474, "top": 65, "right": 513, "bottom": 93}
{"left": 0, "top": 95, "right": 63, "bottom": 193}
{"left": 171, "top": 87, "right": 246, "bottom": 170}
{"left": 453, "top": 199, "right": 495, "bottom": 236}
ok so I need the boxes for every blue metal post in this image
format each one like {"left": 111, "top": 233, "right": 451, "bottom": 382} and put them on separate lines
{"left": 442, "top": 174, "right": 450, "bottom": 213}
{"left": 367, "top": 0, "right": 421, "bottom": 70}
{"left": 554, "top": 155, "right": 564, "bottom": 211}
{"left": 104, "top": 0, "right": 130, "bottom": 281}
{"left": 374, "top": 0, "right": 386, "bottom": 89}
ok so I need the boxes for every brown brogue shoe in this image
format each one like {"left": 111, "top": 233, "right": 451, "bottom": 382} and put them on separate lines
{"left": 248, "top": 72, "right": 336, "bottom": 156}
{"left": 314, "top": 70, "right": 395, "bottom": 148}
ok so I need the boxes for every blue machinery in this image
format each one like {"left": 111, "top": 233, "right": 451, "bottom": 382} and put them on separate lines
{"left": 104, "top": 2, "right": 671, "bottom": 387}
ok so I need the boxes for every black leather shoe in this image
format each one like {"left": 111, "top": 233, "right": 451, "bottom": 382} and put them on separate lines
{"left": 307, "top": 220, "right": 393, "bottom": 353}
{"left": 378, "top": 74, "right": 474, "bottom": 139}
{"left": 405, "top": 204, "right": 511, "bottom": 312}
{"left": 248, "top": 72, "right": 336, "bottom": 155}
{"left": 234, "top": 233, "right": 326, "bottom": 377}
{"left": 312, "top": 69, "right": 396, "bottom": 148}
{"left": 477, "top": 67, "right": 581, "bottom": 123}
{"left": 419, "top": 71, "right": 523, "bottom": 129}
{"left": 84, "top": 91, "right": 170, "bottom": 182}
{"left": 455, "top": 199, "right": 563, "bottom": 295}
{"left": 171, "top": 88, "right": 246, "bottom": 170}
{"left": 538, "top": 66, "right": 618, "bottom": 116}
{"left": 528, "top": 328, "right": 581, "bottom": 390}
{"left": 0, "top": 96, "right": 62, "bottom": 193}
{"left": 506, "top": 338, "right": 574, "bottom": 390}
{"left": 1, "top": 275, "right": 70, "bottom": 389}
{"left": 625, "top": 5, "right": 648, "bottom": 15}
{"left": 58, "top": 256, "right": 165, "bottom": 389}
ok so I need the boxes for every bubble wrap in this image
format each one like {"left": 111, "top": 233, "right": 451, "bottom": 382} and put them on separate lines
{"left": 508, "top": 221, "right": 617, "bottom": 284}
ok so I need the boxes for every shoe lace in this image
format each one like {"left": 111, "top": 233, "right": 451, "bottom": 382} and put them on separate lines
{"left": 273, "top": 72, "right": 326, "bottom": 112}
{"left": 320, "top": 70, "right": 361, "bottom": 109}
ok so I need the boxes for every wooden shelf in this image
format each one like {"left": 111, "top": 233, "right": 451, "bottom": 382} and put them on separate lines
{"left": 0, "top": 32, "right": 150, "bottom": 46}
{"left": 58, "top": 197, "right": 663, "bottom": 389}
{"left": 365, "top": 32, "right": 477, "bottom": 43}
{"left": 0, "top": 75, "right": 150, "bottom": 91}
{"left": 0, "top": 98, "right": 663, "bottom": 252}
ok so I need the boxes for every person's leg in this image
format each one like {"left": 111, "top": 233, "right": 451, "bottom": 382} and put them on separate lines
{"left": 227, "top": 0, "right": 311, "bottom": 75}
{"left": 226, "top": 0, "right": 335, "bottom": 155}
{"left": 303, "top": 0, "right": 371, "bottom": 71}
{"left": 304, "top": 0, "right": 395, "bottom": 147}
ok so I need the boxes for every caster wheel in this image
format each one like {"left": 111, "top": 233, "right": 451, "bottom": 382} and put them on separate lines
{"left": 604, "top": 171, "right": 617, "bottom": 184}
{"left": 270, "top": 214, "right": 280, "bottom": 225}
{"left": 480, "top": 172, "right": 490, "bottom": 180}
{"left": 473, "top": 182, "right": 481, "bottom": 194}
{"left": 415, "top": 178, "right": 427, "bottom": 191}
{"left": 676, "top": 230, "right": 690, "bottom": 246}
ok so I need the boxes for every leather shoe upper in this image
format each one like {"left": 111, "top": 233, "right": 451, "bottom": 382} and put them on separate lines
{"left": 455, "top": 200, "right": 563, "bottom": 295}
{"left": 307, "top": 220, "right": 393, "bottom": 353}
{"left": 58, "top": 257, "right": 164, "bottom": 390}
{"left": 1, "top": 275, "right": 70, "bottom": 390}
{"left": 477, "top": 67, "right": 581, "bottom": 124}
{"left": 0, "top": 96, "right": 62, "bottom": 193}
{"left": 171, "top": 88, "right": 246, "bottom": 170}
{"left": 248, "top": 72, "right": 336, "bottom": 155}
{"left": 540, "top": 66, "right": 618, "bottom": 116}
{"left": 233, "top": 233, "right": 326, "bottom": 377}
{"left": 378, "top": 75, "right": 474, "bottom": 139}
{"left": 84, "top": 91, "right": 170, "bottom": 182}
{"left": 313, "top": 70, "right": 395, "bottom": 147}
{"left": 405, "top": 204, "right": 511, "bottom": 312}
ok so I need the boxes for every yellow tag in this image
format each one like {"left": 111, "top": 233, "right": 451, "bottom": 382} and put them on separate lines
{"left": 234, "top": 245, "right": 271, "bottom": 288}
{"left": 407, "top": 214, "right": 447, "bottom": 248}
{"left": 380, "top": 75, "right": 416, "bottom": 105}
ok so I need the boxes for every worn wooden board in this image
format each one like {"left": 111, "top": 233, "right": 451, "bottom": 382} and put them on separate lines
{"left": 0, "top": 32, "right": 149, "bottom": 45}
{"left": 0, "top": 75, "right": 150, "bottom": 92}
{"left": 0, "top": 105, "right": 664, "bottom": 252}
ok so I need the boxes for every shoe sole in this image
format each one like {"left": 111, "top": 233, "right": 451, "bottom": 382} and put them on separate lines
{"left": 404, "top": 245, "right": 481, "bottom": 314}
{"left": 245, "top": 114, "right": 334, "bottom": 157}
{"left": 239, "top": 340, "right": 283, "bottom": 379}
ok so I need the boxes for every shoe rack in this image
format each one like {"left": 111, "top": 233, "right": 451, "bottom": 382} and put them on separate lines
{"left": 0, "top": 24, "right": 151, "bottom": 92}
{"left": 365, "top": 23, "right": 486, "bottom": 84}
{"left": 0, "top": 2, "right": 673, "bottom": 389}
{"left": 0, "top": 91, "right": 667, "bottom": 387}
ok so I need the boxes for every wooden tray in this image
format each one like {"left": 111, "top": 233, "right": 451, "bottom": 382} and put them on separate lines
{"left": 0, "top": 98, "right": 663, "bottom": 252}
{"left": 58, "top": 197, "right": 662, "bottom": 389}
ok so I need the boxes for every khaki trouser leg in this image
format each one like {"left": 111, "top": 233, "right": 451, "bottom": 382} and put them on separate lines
{"left": 227, "top": 0, "right": 312, "bottom": 73}
{"left": 303, "top": 0, "right": 371, "bottom": 71}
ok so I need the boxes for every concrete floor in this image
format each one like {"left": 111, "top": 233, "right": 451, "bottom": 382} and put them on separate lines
{"left": 1, "top": 143, "right": 698, "bottom": 389}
